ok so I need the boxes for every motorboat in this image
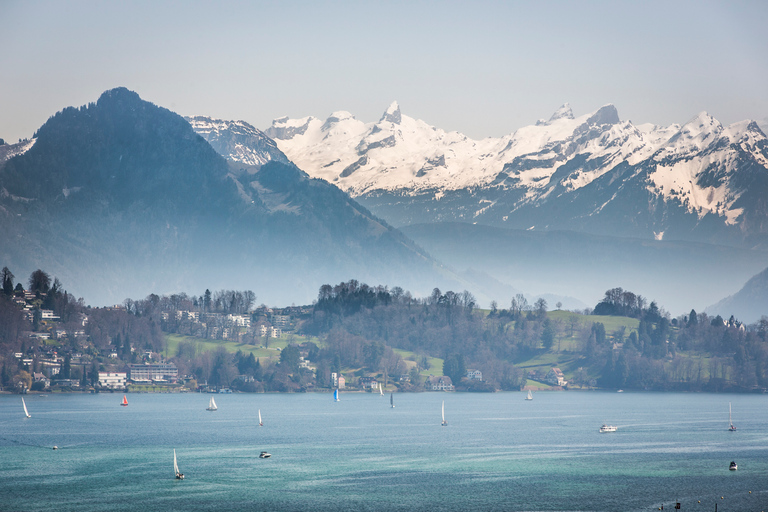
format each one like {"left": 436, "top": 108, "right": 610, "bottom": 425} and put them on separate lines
{"left": 599, "top": 424, "right": 617, "bottom": 433}
{"left": 259, "top": 451, "right": 271, "bottom": 459}
{"left": 729, "top": 461, "right": 738, "bottom": 471}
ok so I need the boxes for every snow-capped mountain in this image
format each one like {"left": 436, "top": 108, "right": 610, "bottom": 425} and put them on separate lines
{"left": 185, "top": 116, "right": 289, "bottom": 168}
{"left": 261, "top": 103, "right": 768, "bottom": 246}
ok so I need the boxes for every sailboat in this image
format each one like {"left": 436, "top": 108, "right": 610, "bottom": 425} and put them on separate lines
{"left": 728, "top": 402, "right": 736, "bottom": 431}
{"left": 525, "top": 390, "right": 533, "bottom": 400}
{"left": 120, "top": 395, "right": 128, "bottom": 407}
{"left": 22, "top": 397, "right": 31, "bottom": 418}
{"left": 206, "top": 396, "right": 217, "bottom": 411}
{"left": 258, "top": 409, "right": 263, "bottom": 427}
{"left": 441, "top": 400, "right": 447, "bottom": 426}
{"left": 173, "top": 449, "right": 184, "bottom": 479}
{"left": 334, "top": 388, "right": 340, "bottom": 402}
{"left": 380, "top": 384, "right": 384, "bottom": 396}
{"left": 390, "top": 392, "right": 395, "bottom": 408}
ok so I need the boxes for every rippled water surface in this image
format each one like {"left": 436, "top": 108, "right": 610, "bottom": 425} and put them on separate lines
{"left": 1, "top": 391, "right": 766, "bottom": 511}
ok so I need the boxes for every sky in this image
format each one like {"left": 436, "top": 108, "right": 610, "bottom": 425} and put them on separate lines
{"left": 1, "top": 0, "right": 767, "bottom": 143}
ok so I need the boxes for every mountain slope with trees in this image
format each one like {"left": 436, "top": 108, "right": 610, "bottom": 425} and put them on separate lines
{"left": 0, "top": 88, "right": 465, "bottom": 306}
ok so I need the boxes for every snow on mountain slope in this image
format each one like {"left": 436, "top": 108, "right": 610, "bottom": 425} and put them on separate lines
{"left": 263, "top": 102, "right": 768, "bottom": 244}
{"left": 0, "top": 139, "right": 36, "bottom": 166}
{"left": 185, "top": 116, "right": 289, "bottom": 168}
{"left": 267, "top": 102, "right": 679, "bottom": 197}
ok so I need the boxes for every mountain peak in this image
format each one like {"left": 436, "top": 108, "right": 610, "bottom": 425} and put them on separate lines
{"left": 380, "top": 101, "right": 402, "bottom": 124}
{"left": 97, "top": 87, "right": 142, "bottom": 106}
{"left": 548, "top": 103, "right": 574, "bottom": 122}
{"left": 677, "top": 111, "right": 722, "bottom": 139}
{"left": 586, "top": 104, "right": 620, "bottom": 126}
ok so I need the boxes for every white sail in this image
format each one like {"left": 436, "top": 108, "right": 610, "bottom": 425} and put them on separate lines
{"left": 441, "top": 400, "right": 446, "bottom": 426}
{"left": 380, "top": 384, "right": 384, "bottom": 396}
{"left": 729, "top": 402, "right": 736, "bottom": 430}
{"left": 258, "top": 409, "right": 262, "bottom": 425}
{"left": 526, "top": 390, "right": 533, "bottom": 400}
{"left": 207, "top": 396, "right": 217, "bottom": 410}
{"left": 174, "top": 449, "right": 179, "bottom": 475}
{"left": 22, "top": 397, "right": 30, "bottom": 418}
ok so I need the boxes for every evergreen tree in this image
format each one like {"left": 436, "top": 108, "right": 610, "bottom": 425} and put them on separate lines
{"left": 1, "top": 267, "right": 13, "bottom": 297}
{"left": 542, "top": 318, "right": 555, "bottom": 350}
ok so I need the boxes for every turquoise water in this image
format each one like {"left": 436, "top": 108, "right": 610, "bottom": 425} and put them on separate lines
{"left": 1, "top": 391, "right": 767, "bottom": 511}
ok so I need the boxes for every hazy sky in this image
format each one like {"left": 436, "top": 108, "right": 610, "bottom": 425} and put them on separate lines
{"left": 1, "top": 0, "right": 767, "bottom": 143}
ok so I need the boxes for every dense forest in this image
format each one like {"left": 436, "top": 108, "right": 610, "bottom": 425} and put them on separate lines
{"left": 2, "top": 265, "right": 768, "bottom": 394}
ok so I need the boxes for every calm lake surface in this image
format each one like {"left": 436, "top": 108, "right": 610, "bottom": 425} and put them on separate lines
{"left": 1, "top": 391, "right": 766, "bottom": 512}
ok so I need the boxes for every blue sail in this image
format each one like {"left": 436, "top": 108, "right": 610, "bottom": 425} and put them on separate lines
{"left": 334, "top": 389, "right": 339, "bottom": 401}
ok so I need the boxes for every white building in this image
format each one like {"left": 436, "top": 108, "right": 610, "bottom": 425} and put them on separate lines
{"left": 427, "top": 376, "right": 454, "bottom": 391}
{"left": 128, "top": 363, "right": 178, "bottom": 382}
{"left": 98, "top": 372, "right": 127, "bottom": 390}
{"left": 546, "top": 367, "right": 567, "bottom": 387}
{"left": 466, "top": 369, "right": 483, "bottom": 381}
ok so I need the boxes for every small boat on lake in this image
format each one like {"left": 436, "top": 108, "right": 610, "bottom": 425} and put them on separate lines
{"left": 441, "top": 400, "right": 447, "bottom": 426}
{"left": 258, "top": 409, "right": 263, "bottom": 426}
{"left": 120, "top": 395, "right": 128, "bottom": 407}
{"left": 728, "top": 402, "right": 736, "bottom": 431}
{"left": 174, "top": 449, "right": 184, "bottom": 479}
{"left": 206, "top": 396, "right": 217, "bottom": 411}
{"left": 599, "top": 424, "right": 617, "bottom": 433}
{"left": 390, "top": 392, "right": 395, "bottom": 408}
{"left": 22, "top": 397, "right": 31, "bottom": 418}
{"left": 729, "top": 461, "right": 738, "bottom": 471}
{"left": 259, "top": 451, "right": 271, "bottom": 458}
{"left": 525, "top": 390, "right": 533, "bottom": 400}
{"left": 334, "top": 389, "right": 340, "bottom": 402}
{"left": 380, "top": 385, "right": 384, "bottom": 396}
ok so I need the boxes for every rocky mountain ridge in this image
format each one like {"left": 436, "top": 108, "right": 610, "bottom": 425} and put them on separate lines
{"left": 258, "top": 102, "right": 768, "bottom": 246}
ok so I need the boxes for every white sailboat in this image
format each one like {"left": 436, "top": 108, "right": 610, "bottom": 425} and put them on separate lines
{"left": 22, "top": 397, "right": 31, "bottom": 418}
{"left": 525, "top": 390, "right": 533, "bottom": 400}
{"left": 728, "top": 402, "right": 736, "bottom": 431}
{"left": 206, "top": 396, "right": 217, "bottom": 411}
{"left": 258, "top": 409, "right": 263, "bottom": 427}
{"left": 441, "top": 400, "right": 447, "bottom": 426}
{"left": 173, "top": 449, "right": 184, "bottom": 479}
{"left": 380, "top": 384, "right": 384, "bottom": 396}
{"left": 390, "top": 392, "right": 395, "bottom": 408}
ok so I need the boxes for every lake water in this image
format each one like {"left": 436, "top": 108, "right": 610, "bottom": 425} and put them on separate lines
{"left": 1, "top": 391, "right": 767, "bottom": 511}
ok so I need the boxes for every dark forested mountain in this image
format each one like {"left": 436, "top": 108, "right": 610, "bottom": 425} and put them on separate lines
{"left": 707, "top": 267, "right": 768, "bottom": 323}
{"left": 0, "top": 88, "right": 462, "bottom": 305}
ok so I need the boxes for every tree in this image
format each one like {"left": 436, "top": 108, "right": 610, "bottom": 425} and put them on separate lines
{"left": 534, "top": 298, "right": 548, "bottom": 318}
{"left": 542, "top": 318, "right": 555, "bottom": 350}
{"left": 442, "top": 353, "right": 466, "bottom": 384}
{"left": 556, "top": 301, "right": 563, "bottom": 310}
{"left": 363, "top": 342, "right": 385, "bottom": 369}
{"left": 1, "top": 267, "right": 13, "bottom": 297}
{"left": 203, "top": 289, "right": 212, "bottom": 312}
{"left": 279, "top": 344, "right": 301, "bottom": 373}
{"left": 687, "top": 309, "right": 698, "bottom": 327}
{"left": 61, "top": 354, "right": 72, "bottom": 379}
{"left": 28, "top": 269, "right": 51, "bottom": 296}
